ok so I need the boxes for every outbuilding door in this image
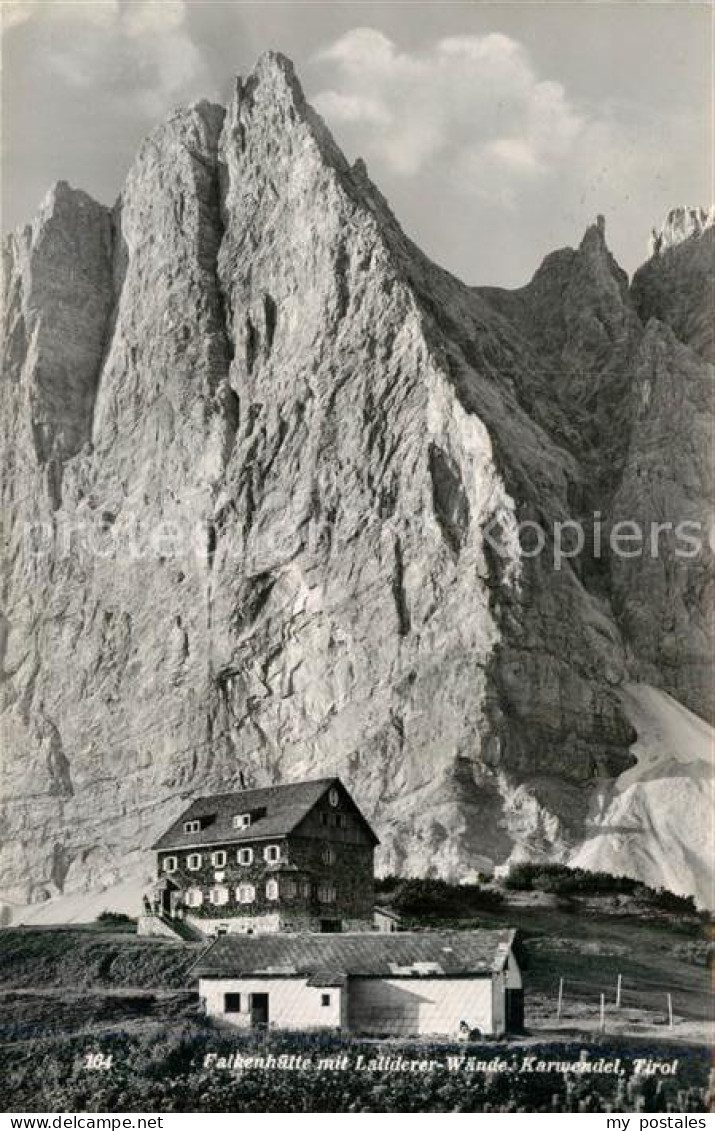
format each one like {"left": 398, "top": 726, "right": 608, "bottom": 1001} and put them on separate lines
{"left": 250, "top": 993, "right": 269, "bottom": 1027}
{"left": 320, "top": 919, "right": 342, "bottom": 933}
{"left": 505, "top": 988, "right": 524, "bottom": 1033}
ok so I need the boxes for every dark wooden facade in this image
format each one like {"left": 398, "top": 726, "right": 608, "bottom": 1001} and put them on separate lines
{"left": 152, "top": 778, "right": 377, "bottom": 934}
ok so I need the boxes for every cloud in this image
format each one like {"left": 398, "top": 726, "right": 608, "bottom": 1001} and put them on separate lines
{"left": 2, "top": 0, "right": 121, "bottom": 35}
{"left": 4, "top": 1, "right": 214, "bottom": 118}
{"left": 308, "top": 24, "right": 709, "bottom": 285}
{"left": 1, "top": 0, "right": 40, "bottom": 32}
{"left": 313, "top": 29, "right": 584, "bottom": 187}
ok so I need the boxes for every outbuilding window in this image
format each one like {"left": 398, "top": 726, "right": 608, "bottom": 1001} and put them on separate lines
{"left": 237, "top": 847, "right": 253, "bottom": 866}
{"left": 321, "top": 994, "right": 331, "bottom": 1007}
{"left": 264, "top": 845, "right": 281, "bottom": 863}
{"left": 187, "top": 853, "right": 202, "bottom": 871}
{"left": 224, "top": 993, "right": 242, "bottom": 1013}
{"left": 163, "top": 856, "right": 177, "bottom": 873}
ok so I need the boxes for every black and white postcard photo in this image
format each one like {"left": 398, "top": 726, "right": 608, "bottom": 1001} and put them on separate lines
{"left": 0, "top": 0, "right": 712, "bottom": 1122}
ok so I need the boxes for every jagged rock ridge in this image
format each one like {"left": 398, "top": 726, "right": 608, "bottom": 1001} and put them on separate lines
{"left": 648, "top": 205, "right": 714, "bottom": 257}
{"left": 1, "top": 53, "right": 712, "bottom": 909}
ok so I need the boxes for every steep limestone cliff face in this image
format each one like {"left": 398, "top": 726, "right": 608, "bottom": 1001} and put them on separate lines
{"left": 608, "top": 322, "right": 713, "bottom": 721}
{"left": 1, "top": 182, "right": 114, "bottom": 508}
{"left": 611, "top": 219, "right": 714, "bottom": 723}
{"left": 480, "top": 208, "right": 714, "bottom": 728}
{"left": 633, "top": 217, "right": 714, "bottom": 364}
{"left": 479, "top": 217, "right": 644, "bottom": 508}
{"left": 0, "top": 54, "right": 711, "bottom": 909}
{"left": 205, "top": 59, "right": 634, "bottom": 875}
{"left": 0, "top": 103, "right": 237, "bottom": 900}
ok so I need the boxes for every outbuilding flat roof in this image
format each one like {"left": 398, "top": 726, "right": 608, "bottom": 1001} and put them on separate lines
{"left": 192, "top": 929, "right": 517, "bottom": 980}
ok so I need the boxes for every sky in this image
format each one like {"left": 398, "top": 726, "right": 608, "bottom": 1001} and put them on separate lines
{"left": 1, "top": 0, "right": 711, "bottom": 287}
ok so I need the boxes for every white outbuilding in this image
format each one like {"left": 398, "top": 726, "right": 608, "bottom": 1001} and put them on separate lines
{"left": 192, "top": 928, "right": 523, "bottom": 1038}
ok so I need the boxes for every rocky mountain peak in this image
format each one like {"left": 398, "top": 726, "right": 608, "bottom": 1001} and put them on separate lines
{"left": 579, "top": 212, "right": 606, "bottom": 249}
{"left": 228, "top": 50, "right": 305, "bottom": 135}
{"left": 37, "top": 178, "right": 103, "bottom": 218}
{"left": 648, "top": 205, "right": 714, "bottom": 258}
{"left": 577, "top": 213, "right": 629, "bottom": 289}
{"left": 222, "top": 51, "right": 350, "bottom": 182}
{"left": 476, "top": 211, "right": 638, "bottom": 463}
{"left": 245, "top": 49, "right": 305, "bottom": 103}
